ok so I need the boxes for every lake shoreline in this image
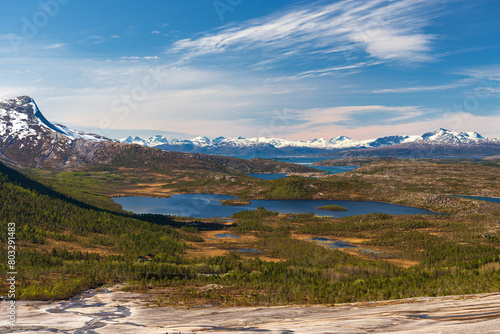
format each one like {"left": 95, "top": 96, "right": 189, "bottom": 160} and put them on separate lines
{"left": 112, "top": 193, "right": 440, "bottom": 218}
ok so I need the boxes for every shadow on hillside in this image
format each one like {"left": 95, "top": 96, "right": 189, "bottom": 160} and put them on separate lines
{"left": 0, "top": 161, "right": 227, "bottom": 231}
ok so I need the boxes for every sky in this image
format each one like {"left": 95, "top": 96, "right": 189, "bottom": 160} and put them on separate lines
{"left": 1, "top": 0, "right": 500, "bottom": 140}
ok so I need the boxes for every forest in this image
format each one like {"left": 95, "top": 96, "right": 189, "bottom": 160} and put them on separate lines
{"left": 1, "top": 158, "right": 499, "bottom": 306}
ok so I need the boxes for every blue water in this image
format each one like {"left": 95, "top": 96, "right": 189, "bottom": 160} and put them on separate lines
{"left": 113, "top": 193, "right": 439, "bottom": 218}
{"left": 309, "top": 237, "right": 358, "bottom": 249}
{"left": 248, "top": 173, "right": 288, "bottom": 180}
{"left": 308, "top": 237, "right": 378, "bottom": 254}
{"left": 216, "top": 234, "right": 239, "bottom": 238}
{"left": 244, "top": 155, "right": 357, "bottom": 179}
{"left": 454, "top": 195, "right": 500, "bottom": 204}
{"left": 229, "top": 248, "right": 263, "bottom": 254}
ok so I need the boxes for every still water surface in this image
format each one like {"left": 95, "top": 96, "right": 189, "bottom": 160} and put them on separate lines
{"left": 113, "top": 194, "right": 438, "bottom": 218}
{"left": 245, "top": 156, "right": 357, "bottom": 179}
{"left": 453, "top": 195, "right": 500, "bottom": 204}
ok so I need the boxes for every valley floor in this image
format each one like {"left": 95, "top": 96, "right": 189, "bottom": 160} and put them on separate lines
{"left": 1, "top": 287, "right": 500, "bottom": 333}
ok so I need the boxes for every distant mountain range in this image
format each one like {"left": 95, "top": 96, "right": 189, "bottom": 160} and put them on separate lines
{"left": 0, "top": 96, "right": 313, "bottom": 173}
{"left": 1, "top": 95, "right": 498, "bottom": 165}
{"left": 120, "top": 129, "right": 500, "bottom": 157}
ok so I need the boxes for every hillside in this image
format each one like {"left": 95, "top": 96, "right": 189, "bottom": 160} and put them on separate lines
{"left": 2, "top": 157, "right": 500, "bottom": 306}
{"left": 1, "top": 96, "right": 500, "bottom": 311}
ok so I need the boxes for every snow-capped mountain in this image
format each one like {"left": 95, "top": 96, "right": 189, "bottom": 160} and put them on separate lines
{"left": 0, "top": 96, "right": 315, "bottom": 172}
{"left": 419, "top": 128, "right": 485, "bottom": 143}
{"left": 0, "top": 96, "right": 110, "bottom": 143}
{"left": 0, "top": 96, "right": 113, "bottom": 167}
{"left": 2, "top": 95, "right": 497, "bottom": 165}
{"left": 119, "top": 128, "right": 497, "bottom": 155}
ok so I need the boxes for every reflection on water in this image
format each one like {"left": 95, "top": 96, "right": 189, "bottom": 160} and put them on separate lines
{"left": 113, "top": 194, "right": 440, "bottom": 219}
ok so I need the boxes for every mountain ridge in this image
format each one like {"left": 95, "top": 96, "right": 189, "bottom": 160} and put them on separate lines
{"left": 2, "top": 95, "right": 499, "bottom": 161}
{"left": 0, "top": 96, "right": 315, "bottom": 173}
{"left": 119, "top": 128, "right": 499, "bottom": 156}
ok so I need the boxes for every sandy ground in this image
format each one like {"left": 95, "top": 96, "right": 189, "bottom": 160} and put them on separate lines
{"left": 1, "top": 288, "right": 500, "bottom": 333}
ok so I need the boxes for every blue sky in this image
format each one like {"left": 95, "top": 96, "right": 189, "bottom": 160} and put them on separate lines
{"left": 1, "top": 0, "right": 500, "bottom": 140}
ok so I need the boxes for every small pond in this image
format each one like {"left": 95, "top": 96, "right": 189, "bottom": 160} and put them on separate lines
{"left": 308, "top": 237, "right": 378, "bottom": 254}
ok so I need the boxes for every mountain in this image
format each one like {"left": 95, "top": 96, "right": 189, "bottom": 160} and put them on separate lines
{"left": 0, "top": 96, "right": 113, "bottom": 167}
{"left": 3, "top": 95, "right": 496, "bottom": 164}
{"left": 0, "top": 96, "right": 110, "bottom": 143}
{"left": 119, "top": 128, "right": 500, "bottom": 157}
{"left": 0, "top": 96, "right": 314, "bottom": 173}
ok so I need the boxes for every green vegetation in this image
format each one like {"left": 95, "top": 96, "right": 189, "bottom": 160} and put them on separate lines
{"left": 317, "top": 205, "right": 348, "bottom": 211}
{"left": 221, "top": 199, "right": 252, "bottom": 206}
{"left": 264, "top": 176, "right": 370, "bottom": 200}
{"left": 1, "top": 158, "right": 500, "bottom": 306}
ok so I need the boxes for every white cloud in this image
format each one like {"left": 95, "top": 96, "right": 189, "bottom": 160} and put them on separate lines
{"left": 43, "top": 43, "right": 65, "bottom": 50}
{"left": 170, "top": 0, "right": 441, "bottom": 65}
{"left": 373, "top": 81, "right": 472, "bottom": 93}
{"left": 290, "top": 105, "right": 434, "bottom": 129}
{"left": 292, "top": 61, "right": 380, "bottom": 79}
{"left": 372, "top": 67, "right": 500, "bottom": 94}
{"left": 350, "top": 29, "right": 433, "bottom": 62}
{"left": 284, "top": 107, "right": 500, "bottom": 140}
{"left": 120, "top": 56, "right": 159, "bottom": 62}
{"left": 151, "top": 31, "right": 160, "bottom": 35}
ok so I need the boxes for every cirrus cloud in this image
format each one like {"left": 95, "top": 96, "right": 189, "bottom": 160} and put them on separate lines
{"left": 170, "top": 0, "right": 443, "bottom": 66}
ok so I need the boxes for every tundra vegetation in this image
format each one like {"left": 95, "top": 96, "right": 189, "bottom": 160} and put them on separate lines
{"left": 317, "top": 205, "right": 348, "bottom": 211}
{"left": 0, "top": 158, "right": 499, "bottom": 306}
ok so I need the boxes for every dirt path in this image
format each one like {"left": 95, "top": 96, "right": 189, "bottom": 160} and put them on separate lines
{"left": 1, "top": 288, "right": 500, "bottom": 333}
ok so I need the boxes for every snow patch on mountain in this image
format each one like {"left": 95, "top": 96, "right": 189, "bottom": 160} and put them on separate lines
{"left": 0, "top": 96, "right": 110, "bottom": 143}
{"left": 0, "top": 97, "right": 38, "bottom": 140}
{"left": 55, "top": 124, "right": 110, "bottom": 142}
{"left": 119, "top": 128, "right": 494, "bottom": 152}
{"left": 418, "top": 128, "right": 485, "bottom": 144}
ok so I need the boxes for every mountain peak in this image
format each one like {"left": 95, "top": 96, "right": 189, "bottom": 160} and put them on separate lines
{"left": 1, "top": 95, "right": 33, "bottom": 104}
{"left": 117, "top": 128, "right": 495, "bottom": 155}
{"left": 0, "top": 96, "right": 110, "bottom": 143}
{"left": 419, "top": 128, "right": 486, "bottom": 144}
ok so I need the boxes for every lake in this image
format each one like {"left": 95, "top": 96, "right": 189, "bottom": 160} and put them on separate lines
{"left": 113, "top": 193, "right": 439, "bottom": 218}
{"left": 243, "top": 155, "right": 357, "bottom": 179}
{"left": 453, "top": 195, "right": 500, "bottom": 204}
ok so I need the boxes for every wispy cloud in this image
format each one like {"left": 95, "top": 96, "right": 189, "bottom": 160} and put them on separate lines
{"left": 373, "top": 66, "right": 500, "bottom": 93}
{"left": 170, "top": 0, "right": 442, "bottom": 66}
{"left": 373, "top": 80, "right": 472, "bottom": 93}
{"left": 292, "top": 61, "right": 381, "bottom": 79}
{"left": 43, "top": 43, "right": 65, "bottom": 50}
{"left": 120, "top": 56, "right": 159, "bottom": 61}
{"left": 293, "top": 105, "right": 436, "bottom": 130}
